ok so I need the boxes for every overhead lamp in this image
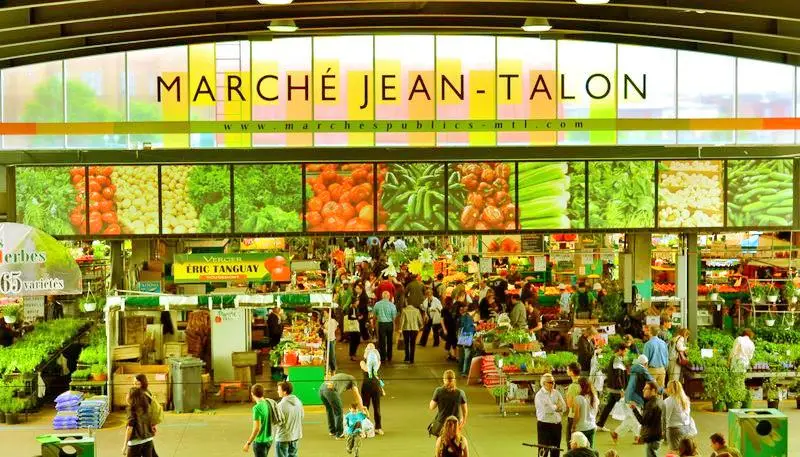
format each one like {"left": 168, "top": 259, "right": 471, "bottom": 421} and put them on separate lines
{"left": 521, "top": 17, "right": 552, "bottom": 32}
{"left": 258, "top": 0, "right": 293, "bottom": 5}
{"left": 268, "top": 19, "right": 298, "bottom": 32}
{"left": 575, "top": 0, "right": 610, "bottom": 4}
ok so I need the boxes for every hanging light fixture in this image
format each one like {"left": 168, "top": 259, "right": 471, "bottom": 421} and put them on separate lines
{"left": 258, "top": 0, "right": 293, "bottom": 5}
{"left": 521, "top": 17, "right": 552, "bottom": 32}
{"left": 268, "top": 19, "right": 298, "bottom": 32}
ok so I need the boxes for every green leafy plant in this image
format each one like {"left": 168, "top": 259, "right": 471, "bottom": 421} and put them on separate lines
{"left": 763, "top": 379, "right": 780, "bottom": 401}
{"left": 1, "top": 305, "right": 23, "bottom": 323}
{"left": 269, "top": 341, "right": 300, "bottom": 367}
{"left": 702, "top": 358, "right": 728, "bottom": 404}
{"left": 0, "top": 319, "right": 87, "bottom": 375}
{"left": 545, "top": 351, "right": 578, "bottom": 369}
{"left": 751, "top": 284, "right": 767, "bottom": 302}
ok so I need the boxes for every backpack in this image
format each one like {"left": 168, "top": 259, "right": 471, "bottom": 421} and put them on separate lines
{"left": 146, "top": 392, "right": 164, "bottom": 426}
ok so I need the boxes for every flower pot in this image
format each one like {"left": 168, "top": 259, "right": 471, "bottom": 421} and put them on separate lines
{"left": 768, "top": 295, "right": 779, "bottom": 304}
{"left": 713, "top": 401, "right": 727, "bottom": 412}
{"left": 91, "top": 373, "right": 108, "bottom": 382}
{"left": 709, "top": 293, "right": 719, "bottom": 301}
{"left": 5, "top": 413, "right": 20, "bottom": 425}
{"left": 3, "top": 315, "right": 16, "bottom": 324}
{"left": 766, "top": 320, "right": 776, "bottom": 327}
{"left": 513, "top": 342, "right": 534, "bottom": 352}
{"left": 767, "top": 399, "right": 780, "bottom": 409}
{"left": 82, "top": 302, "right": 97, "bottom": 312}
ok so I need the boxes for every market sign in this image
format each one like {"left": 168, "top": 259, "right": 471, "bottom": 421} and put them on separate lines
{"left": 0, "top": 223, "right": 82, "bottom": 296}
{"left": 173, "top": 253, "right": 290, "bottom": 283}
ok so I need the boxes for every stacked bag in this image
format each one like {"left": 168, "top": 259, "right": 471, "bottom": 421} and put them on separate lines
{"left": 481, "top": 355, "right": 501, "bottom": 387}
{"left": 53, "top": 391, "right": 83, "bottom": 430}
{"left": 78, "top": 396, "right": 109, "bottom": 429}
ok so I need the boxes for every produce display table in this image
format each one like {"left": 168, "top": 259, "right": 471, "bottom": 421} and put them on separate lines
{"left": 68, "top": 380, "right": 108, "bottom": 396}
{"left": 286, "top": 365, "right": 324, "bottom": 406}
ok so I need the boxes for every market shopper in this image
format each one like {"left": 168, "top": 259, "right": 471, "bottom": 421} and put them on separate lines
{"left": 509, "top": 294, "right": 527, "bottom": 329}
{"left": 643, "top": 325, "right": 668, "bottom": 388}
{"left": 319, "top": 373, "right": 365, "bottom": 439}
{"left": 709, "top": 433, "right": 742, "bottom": 457}
{"left": 428, "top": 370, "right": 468, "bottom": 437}
{"left": 434, "top": 416, "right": 469, "bottom": 457}
{"left": 344, "top": 403, "right": 368, "bottom": 457}
{"left": 664, "top": 380, "right": 695, "bottom": 452}
{"left": 124, "top": 387, "right": 155, "bottom": 457}
{"left": 630, "top": 381, "right": 664, "bottom": 457}
{"left": 658, "top": 314, "right": 673, "bottom": 342}
{"left": 526, "top": 298, "right": 542, "bottom": 334}
{"left": 571, "top": 377, "right": 599, "bottom": 447}
{"left": 729, "top": 328, "right": 755, "bottom": 371}
{"left": 360, "top": 344, "right": 384, "bottom": 436}
{"left": 611, "top": 355, "right": 656, "bottom": 444}
{"left": 563, "top": 432, "right": 597, "bottom": 457}
{"left": 596, "top": 343, "right": 628, "bottom": 432}
{"left": 345, "top": 284, "right": 366, "bottom": 361}
{"left": 478, "top": 290, "right": 496, "bottom": 321}
{"left": 243, "top": 384, "right": 273, "bottom": 457}
{"left": 267, "top": 306, "right": 284, "bottom": 349}
{"left": 457, "top": 304, "right": 477, "bottom": 377}
{"left": 356, "top": 283, "right": 372, "bottom": 350}
{"left": 406, "top": 274, "right": 425, "bottom": 309}
{"left": 373, "top": 291, "right": 397, "bottom": 363}
{"left": 442, "top": 298, "right": 459, "bottom": 361}
{"left": 565, "top": 362, "right": 582, "bottom": 443}
{"left": 275, "top": 381, "right": 304, "bottom": 457}
{"left": 399, "top": 302, "right": 423, "bottom": 363}
{"left": 375, "top": 274, "right": 395, "bottom": 302}
{"left": 677, "top": 437, "right": 699, "bottom": 456}
{"left": 535, "top": 373, "right": 567, "bottom": 457}
{"left": 335, "top": 279, "right": 354, "bottom": 343}
{"left": 419, "top": 287, "right": 443, "bottom": 347}
{"left": 668, "top": 328, "right": 689, "bottom": 383}
{"left": 577, "top": 328, "right": 596, "bottom": 375}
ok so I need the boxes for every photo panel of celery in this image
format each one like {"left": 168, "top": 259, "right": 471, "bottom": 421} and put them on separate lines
{"left": 518, "top": 162, "right": 585, "bottom": 230}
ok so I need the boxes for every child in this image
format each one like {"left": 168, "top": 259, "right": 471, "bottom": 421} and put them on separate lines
{"left": 345, "top": 403, "right": 368, "bottom": 457}
{"left": 604, "top": 451, "right": 620, "bottom": 457}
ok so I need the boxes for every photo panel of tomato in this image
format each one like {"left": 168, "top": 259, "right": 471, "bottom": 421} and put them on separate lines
{"left": 448, "top": 162, "right": 516, "bottom": 231}
{"left": 380, "top": 163, "right": 445, "bottom": 231}
{"left": 519, "top": 162, "right": 586, "bottom": 230}
{"left": 15, "top": 166, "right": 86, "bottom": 236}
{"left": 91, "top": 165, "right": 158, "bottom": 235}
{"left": 234, "top": 164, "right": 302, "bottom": 233}
{"left": 161, "top": 165, "right": 231, "bottom": 234}
{"left": 305, "top": 163, "right": 376, "bottom": 232}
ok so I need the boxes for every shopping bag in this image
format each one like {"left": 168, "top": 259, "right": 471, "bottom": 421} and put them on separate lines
{"left": 610, "top": 399, "right": 628, "bottom": 421}
{"left": 344, "top": 317, "right": 360, "bottom": 333}
{"left": 361, "top": 418, "right": 376, "bottom": 438}
{"left": 457, "top": 330, "right": 474, "bottom": 347}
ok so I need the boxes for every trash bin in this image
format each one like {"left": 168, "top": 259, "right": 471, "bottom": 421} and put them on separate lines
{"left": 38, "top": 433, "right": 95, "bottom": 457}
{"left": 728, "top": 408, "right": 788, "bottom": 457}
{"left": 170, "top": 356, "right": 205, "bottom": 413}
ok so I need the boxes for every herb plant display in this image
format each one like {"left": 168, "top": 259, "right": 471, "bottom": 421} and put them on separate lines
{"left": 0, "top": 319, "right": 87, "bottom": 375}
{"left": 235, "top": 164, "right": 303, "bottom": 233}
{"left": 588, "top": 161, "right": 655, "bottom": 228}
{"left": 305, "top": 163, "right": 379, "bottom": 232}
{"left": 658, "top": 160, "right": 723, "bottom": 227}
{"left": 381, "top": 163, "right": 445, "bottom": 231}
{"left": 447, "top": 162, "right": 515, "bottom": 230}
{"left": 162, "top": 165, "right": 231, "bottom": 234}
{"left": 727, "top": 159, "right": 793, "bottom": 227}
{"left": 518, "top": 162, "right": 585, "bottom": 229}
{"left": 15, "top": 167, "right": 83, "bottom": 235}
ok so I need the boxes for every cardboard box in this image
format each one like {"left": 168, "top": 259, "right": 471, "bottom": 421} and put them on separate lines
{"left": 113, "top": 364, "right": 169, "bottom": 408}
{"left": 163, "top": 342, "right": 188, "bottom": 359}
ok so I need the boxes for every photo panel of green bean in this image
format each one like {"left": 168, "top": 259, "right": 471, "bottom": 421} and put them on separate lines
{"left": 161, "top": 165, "right": 231, "bottom": 234}
{"left": 380, "top": 163, "right": 446, "bottom": 231}
{"left": 588, "top": 161, "right": 655, "bottom": 229}
{"left": 727, "top": 159, "right": 793, "bottom": 227}
{"left": 518, "top": 162, "right": 585, "bottom": 230}
{"left": 658, "top": 160, "right": 723, "bottom": 228}
{"left": 448, "top": 162, "right": 516, "bottom": 231}
{"left": 234, "top": 164, "right": 303, "bottom": 233}
{"left": 15, "top": 166, "right": 86, "bottom": 236}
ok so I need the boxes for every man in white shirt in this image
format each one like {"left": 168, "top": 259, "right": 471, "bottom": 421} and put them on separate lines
{"left": 324, "top": 310, "right": 339, "bottom": 373}
{"left": 535, "top": 373, "right": 567, "bottom": 457}
{"left": 729, "top": 328, "right": 755, "bottom": 371}
{"left": 419, "top": 287, "right": 443, "bottom": 347}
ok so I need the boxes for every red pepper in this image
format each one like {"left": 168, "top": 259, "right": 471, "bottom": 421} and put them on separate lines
{"left": 481, "top": 168, "right": 496, "bottom": 183}
{"left": 481, "top": 206, "right": 504, "bottom": 226}
{"left": 460, "top": 205, "right": 480, "bottom": 229}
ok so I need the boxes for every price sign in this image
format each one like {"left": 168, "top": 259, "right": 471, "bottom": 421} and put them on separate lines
{"left": 581, "top": 253, "right": 594, "bottom": 265}
{"left": 479, "top": 258, "right": 493, "bottom": 274}
{"left": 24, "top": 296, "right": 45, "bottom": 320}
{"left": 533, "top": 256, "right": 547, "bottom": 272}
{"left": 521, "top": 234, "right": 545, "bottom": 252}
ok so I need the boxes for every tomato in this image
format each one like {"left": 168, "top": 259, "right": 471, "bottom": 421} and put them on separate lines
{"left": 354, "top": 219, "right": 373, "bottom": 231}
{"left": 355, "top": 201, "right": 368, "bottom": 213}
{"left": 88, "top": 180, "right": 101, "bottom": 192}
{"left": 325, "top": 216, "right": 346, "bottom": 231}
{"left": 350, "top": 184, "right": 371, "bottom": 204}
{"left": 321, "top": 170, "right": 339, "bottom": 185}
{"left": 321, "top": 201, "right": 340, "bottom": 219}
{"left": 340, "top": 202, "right": 356, "bottom": 220}
{"left": 344, "top": 218, "right": 360, "bottom": 231}
{"left": 71, "top": 167, "right": 85, "bottom": 176}
{"left": 89, "top": 218, "right": 103, "bottom": 234}
{"left": 99, "top": 200, "right": 114, "bottom": 212}
{"left": 89, "top": 210, "right": 102, "bottom": 221}
{"left": 101, "top": 166, "right": 113, "bottom": 177}
{"left": 317, "top": 191, "right": 331, "bottom": 204}
{"left": 88, "top": 166, "right": 99, "bottom": 176}
{"left": 358, "top": 204, "right": 374, "bottom": 222}
{"left": 101, "top": 212, "right": 117, "bottom": 224}
{"left": 307, "top": 197, "right": 323, "bottom": 213}
{"left": 102, "top": 186, "right": 115, "bottom": 199}
{"left": 89, "top": 201, "right": 100, "bottom": 212}
{"left": 338, "top": 191, "right": 352, "bottom": 204}
{"left": 341, "top": 176, "right": 354, "bottom": 188}
{"left": 103, "top": 223, "right": 121, "bottom": 235}
{"left": 95, "top": 175, "right": 110, "bottom": 187}
{"left": 70, "top": 213, "right": 85, "bottom": 227}
{"left": 328, "top": 183, "right": 343, "bottom": 202}
{"left": 460, "top": 205, "right": 480, "bottom": 229}
{"left": 312, "top": 182, "right": 327, "bottom": 195}
{"left": 322, "top": 164, "right": 338, "bottom": 172}
{"left": 272, "top": 255, "right": 286, "bottom": 265}
{"left": 270, "top": 265, "right": 289, "bottom": 281}
{"left": 306, "top": 211, "right": 322, "bottom": 228}
{"left": 71, "top": 174, "right": 84, "bottom": 185}
{"left": 89, "top": 192, "right": 102, "bottom": 202}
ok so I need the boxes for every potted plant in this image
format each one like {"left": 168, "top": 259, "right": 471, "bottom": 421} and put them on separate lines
{"left": 764, "top": 379, "right": 781, "bottom": 409}
{"left": 708, "top": 285, "right": 720, "bottom": 302}
{"left": 1, "top": 304, "right": 22, "bottom": 324}
{"left": 90, "top": 364, "right": 107, "bottom": 382}
{"left": 751, "top": 284, "right": 766, "bottom": 305}
{"left": 508, "top": 329, "right": 535, "bottom": 352}
{"left": 703, "top": 359, "right": 728, "bottom": 412}
{"left": 491, "top": 384, "right": 508, "bottom": 404}
{"left": 784, "top": 281, "right": 798, "bottom": 305}
{"left": 789, "top": 380, "right": 800, "bottom": 409}
{"left": 4, "top": 397, "right": 26, "bottom": 425}
{"left": 766, "top": 283, "right": 779, "bottom": 304}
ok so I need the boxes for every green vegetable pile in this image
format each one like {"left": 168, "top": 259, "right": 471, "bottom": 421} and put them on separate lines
{"left": 727, "top": 159, "right": 793, "bottom": 226}
{"left": 187, "top": 165, "right": 231, "bottom": 233}
{"left": 518, "top": 162, "right": 585, "bottom": 229}
{"left": 0, "top": 319, "right": 87, "bottom": 375}
{"left": 234, "top": 165, "right": 302, "bottom": 232}
{"left": 15, "top": 167, "right": 78, "bottom": 235}
{"left": 588, "top": 161, "right": 654, "bottom": 228}
{"left": 381, "top": 163, "right": 446, "bottom": 231}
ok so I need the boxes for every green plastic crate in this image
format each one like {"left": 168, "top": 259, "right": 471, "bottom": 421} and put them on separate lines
{"left": 39, "top": 434, "right": 96, "bottom": 457}
{"left": 287, "top": 366, "right": 324, "bottom": 406}
{"left": 728, "top": 408, "right": 788, "bottom": 457}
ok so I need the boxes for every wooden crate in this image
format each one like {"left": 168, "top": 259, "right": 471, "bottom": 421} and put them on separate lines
{"left": 163, "top": 342, "right": 188, "bottom": 359}
{"left": 113, "top": 344, "right": 141, "bottom": 361}
{"left": 124, "top": 316, "right": 148, "bottom": 345}
{"left": 112, "top": 364, "right": 169, "bottom": 408}
{"left": 232, "top": 351, "right": 258, "bottom": 367}
{"left": 233, "top": 366, "right": 254, "bottom": 385}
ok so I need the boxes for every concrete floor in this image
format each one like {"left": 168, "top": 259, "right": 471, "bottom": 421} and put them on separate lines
{"left": 3, "top": 342, "right": 798, "bottom": 457}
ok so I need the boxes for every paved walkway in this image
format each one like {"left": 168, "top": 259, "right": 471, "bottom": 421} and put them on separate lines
{"left": 3, "top": 342, "right": 797, "bottom": 457}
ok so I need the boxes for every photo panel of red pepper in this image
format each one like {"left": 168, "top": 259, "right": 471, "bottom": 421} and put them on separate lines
{"left": 448, "top": 162, "right": 516, "bottom": 231}
{"left": 518, "top": 162, "right": 586, "bottom": 230}
{"left": 380, "top": 163, "right": 445, "bottom": 231}
{"left": 305, "top": 163, "right": 377, "bottom": 232}
{"left": 15, "top": 166, "right": 86, "bottom": 236}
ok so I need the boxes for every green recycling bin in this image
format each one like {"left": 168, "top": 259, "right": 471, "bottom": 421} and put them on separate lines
{"left": 38, "top": 433, "right": 96, "bottom": 457}
{"left": 170, "top": 356, "right": 205, "bottom": 413}
{"left": 728, "top": 408, "right": 788, "bottom": 457}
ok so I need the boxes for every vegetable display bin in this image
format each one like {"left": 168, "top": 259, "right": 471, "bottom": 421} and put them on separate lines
{"left": 287, "top": 366, "right": 324, "bottom": 406}
{"left": 170, "top": 357, "right": 205, "bottom": 414}
{"left": 728, "top": 408, "right": 788, "bottom": 457}
{"left": 39, "top": 433, "right": 96, "bottom": 457}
